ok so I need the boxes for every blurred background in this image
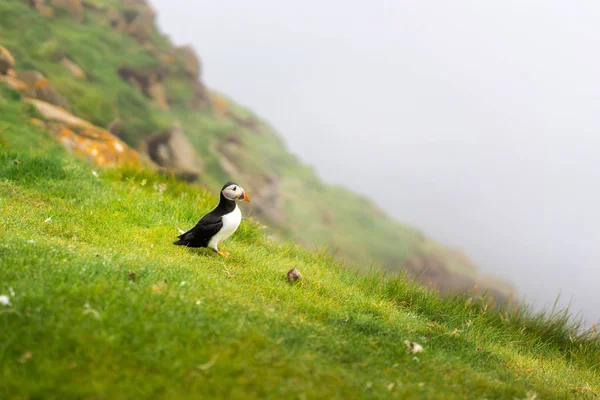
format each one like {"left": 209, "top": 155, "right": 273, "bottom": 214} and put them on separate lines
{"left": 152, "top": 0, "right": 600, "bottom": 323}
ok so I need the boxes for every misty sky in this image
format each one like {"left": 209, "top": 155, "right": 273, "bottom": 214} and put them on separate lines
{"left": 152, "top": 0, "right": 600, "bottom": 324}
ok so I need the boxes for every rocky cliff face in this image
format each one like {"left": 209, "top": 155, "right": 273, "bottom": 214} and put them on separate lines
{"left": 142, "top": 121, "right": 204, "bottom": 181}
{"left": 214, "top": 132, "right": 284, "bottom": 222}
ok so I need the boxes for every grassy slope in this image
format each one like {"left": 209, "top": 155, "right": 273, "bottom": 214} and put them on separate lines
{"left": 0, "top": 0, "right": 495, "bottom": 289}
{"left": 1, "top": 92, "right": 599, "bottom": 399}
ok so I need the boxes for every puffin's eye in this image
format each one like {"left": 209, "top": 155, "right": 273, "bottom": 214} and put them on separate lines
{"left": 232, "top": 186, "right": 237, "bottom": 191}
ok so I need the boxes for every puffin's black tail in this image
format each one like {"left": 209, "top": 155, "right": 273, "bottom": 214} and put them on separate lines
{"left": 173, "top": 239, "right": 188, "bottom": 246}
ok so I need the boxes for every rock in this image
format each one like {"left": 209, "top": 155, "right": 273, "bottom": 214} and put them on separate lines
{"left": 403, "top": 249, "right": 510, "bottom": 303}
{"left": 28, "top": 0, "right": 54, "bottom": 16}
{"left": 142, "top": 121, "right": 203, "bottom": 181}
{"left": 175, "top": 45, "right": 201, "bottom": 79}
{"left": 25, "top": 98, "right": 90, "bottom": 127}
{"left": 106, "top": 1, "right": 156, "bottom": 41}
{"left": 0, "top": 75, "right": 28, "bottom": 93}
{"left": 0, "top": 46, "right": 15, "bottom": 75}
{"left": 107, "top": 8, "right": 126, "bottom": 30}
{"left": 153, "top": 49, "right": 176, "bottom": 65}
{"left": 61, "top": 57, "right": 86, "bottom": 79}
{"left": 404, "top": 341, "right": 424, "bottom": 354}
{"left": 214, "top": 134, "right": 283, "bottom": 222}
{"left": 40, "top": 5, "right": 55, "bottom": 17}
{"left": 211, "top": 94, "right": 229, "bottom": 118}
{"left": 28, "top": 0, "right": 45, "bottom": 11}
{"left": 117, "top": 65, "right": 168, "bottom": 110}
{"left": 81, "top": 0, "right": 106, "bottom": 11}
{"left": 146, "top": 80, "right": 169, "bottom": 111}
{"left": 119, "top": 0, "right": 151, "bottom": 6}
{"left": 50, "top": 0, "right": 84, "bottom": 21}
{"left": 287, "top": 268, "right": 302, "bottom": 283}
{"left": 121, "top": 7, "right": 140, "bottom": 24}
{"left": 122, "top": 3, "right": 156, "bottom": 43}
{"left": 190, "top": 80, "right": 210, "bottom": 109}
{"left": 25, "top": 98, "right": 141, "bottom": 167}
{"left": 249, "top": 173, "right": 282, "bottom": 221}
{"left": 53, "top": 126, "right": 140, "bottom": 167}
{"left": 107, "top": 118, "right": 126, "bottom": 138}
{"left": 229, "top": 112, "right": 264, "bottom": 134}
{"left": 17, "top": 71, "right": 69, "bottom": 108}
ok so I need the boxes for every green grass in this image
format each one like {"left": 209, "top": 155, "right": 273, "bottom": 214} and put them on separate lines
{"left": 1, "top": 93, "right": 599, "bottom": 399}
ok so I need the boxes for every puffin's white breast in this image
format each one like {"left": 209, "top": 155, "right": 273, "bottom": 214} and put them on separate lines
{"left": 208, "top": 205, "right": 242, "bottom": 250}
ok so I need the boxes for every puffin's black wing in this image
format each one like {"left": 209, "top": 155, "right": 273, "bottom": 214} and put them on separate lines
{"left": 174, "top": 212, "right": 223, "bottom": 248}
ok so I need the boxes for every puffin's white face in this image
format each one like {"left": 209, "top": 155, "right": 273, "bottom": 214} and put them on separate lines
{"left": 222, "top": 184, "right": 250, "bottom": 202}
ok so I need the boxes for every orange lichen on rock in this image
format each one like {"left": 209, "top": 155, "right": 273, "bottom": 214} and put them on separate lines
{"left": 53, "top": 125, "right": 140, "bottom": 167}
{"left": 211, "top": 94, "right": 228, "bottom": 119}
{"left": 30, "top": 118, "right": 46, "bottom": 128}
{"left": 26, "top": 98, "right": 141, "bottom": 168}
{"left": 16, "top": 71, "right": 68, "bottom": 107}
{"left": 34, "top": 77, "right": 51, "bottom": 89}
{"left": 0, "top": 45, "right": 15, "bottom": 75}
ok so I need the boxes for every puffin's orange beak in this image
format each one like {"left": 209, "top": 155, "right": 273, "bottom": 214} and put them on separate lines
{"left": 239, "top": 190, "right": 250, "bottom": 202}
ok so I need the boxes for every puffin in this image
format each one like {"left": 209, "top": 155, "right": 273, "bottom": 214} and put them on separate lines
{"left": 174, "top": 181, "right": 250, "bottom": 256}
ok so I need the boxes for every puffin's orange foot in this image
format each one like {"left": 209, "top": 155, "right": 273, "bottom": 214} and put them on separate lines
{"left": 216, "top": 251, "right": 230, "bottom": 257}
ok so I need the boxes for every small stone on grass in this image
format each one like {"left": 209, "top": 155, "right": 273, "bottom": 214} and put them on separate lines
{"left": 404, "top": 340, "right": 424, "bottom": 354}
{"left": 18, "top": 352, "right": 32, "bottom": 364}
{"left": 287, "top": 268, "right": 302, "bottom": 283}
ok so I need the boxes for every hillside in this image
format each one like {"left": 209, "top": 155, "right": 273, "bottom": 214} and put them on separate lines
{"left": 1, "top": 90, "right": 600, "bottom": 398}
{"left": 0, "top": 0, "right": 513, "bottom": 299}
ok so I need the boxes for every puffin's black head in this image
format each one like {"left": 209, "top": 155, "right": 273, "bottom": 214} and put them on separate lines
{"left": 221, "top": 181, "right": 250, "bottom": 202}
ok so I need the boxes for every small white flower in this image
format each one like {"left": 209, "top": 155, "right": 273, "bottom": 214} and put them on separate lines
{"left": 83, "top": 302, "right": 100, "bottom": 319}
{"left": 0, "top": 295, "right": 11, "bottom": 306}
{"left": 92, "top": 170, "right": 99, "bottom": 178}
{"left": 195, "top": 300, "right": 202, "bottom": 305}
{"left": 27, "top": 239, "right": 35, "bottom": 244}
{"left": 180, "top": 281, "right": 186, "bottom": 287}
{"left": 153, "top": 183, "right": 167, "bottom": 193}
{"left": 44, "top": 217, "right": 52, "bottom": 223}
{"left": 197, "top": 355, "right": 218, "bottom": 371}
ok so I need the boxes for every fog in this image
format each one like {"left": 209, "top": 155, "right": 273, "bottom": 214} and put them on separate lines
{"left": 152, "top": 0, "right": 600, "bottom": 324}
